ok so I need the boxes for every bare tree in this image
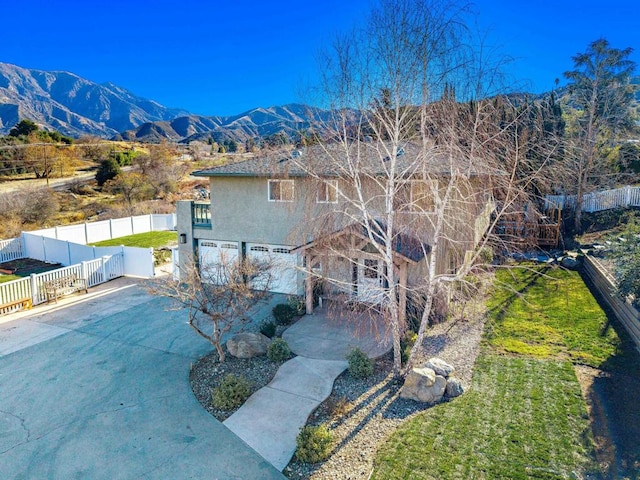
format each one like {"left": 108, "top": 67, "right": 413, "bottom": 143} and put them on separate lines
{"left": 292, "top": 0, "right": 554, "bottom": 375}
{"left": 135, "top": 143, "right": 187, "bottom": 198}
{"left": 149, "top": 254, "right": 274, "bottom": 362}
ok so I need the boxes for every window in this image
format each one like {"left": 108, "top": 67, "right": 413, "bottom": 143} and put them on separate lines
{"left": 364, "top": 259, "right": 378, "bottom": 278}
{"left": 317, "top": 179, "right": 338, "bottom": 203}
{"left": 268, "top": 179, "right": 294, "bottom": 202}
{"left": 250, "top": 245, "right": 269, "bottom": 252}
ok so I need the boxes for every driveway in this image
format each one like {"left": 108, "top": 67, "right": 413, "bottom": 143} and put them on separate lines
{"left": 0, "top": 278, "right": 284, "bottom": 479}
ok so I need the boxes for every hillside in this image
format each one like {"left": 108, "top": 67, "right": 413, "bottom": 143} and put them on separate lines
{"left": 0, "top": 62, "right": 189, "bottom": 137}
{"left": 118, "top": 104, "right": 334, "bottom": 144}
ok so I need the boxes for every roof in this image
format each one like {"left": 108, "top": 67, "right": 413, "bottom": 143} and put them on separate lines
{"left": 193, "top": 142, "right": 496, "bottom": 178}
{"left": 292, "top": 220, "right": 430, "bottom": 264}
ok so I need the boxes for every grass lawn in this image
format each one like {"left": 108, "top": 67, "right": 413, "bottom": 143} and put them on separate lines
{"left": 90, "top": 231, "right": 177, "bottom": 249}
{"left": 372, "top": 264, "right": 633, "bottom": 480}
{"left": 0, "top": 273, "right": 21, "bottom": 284}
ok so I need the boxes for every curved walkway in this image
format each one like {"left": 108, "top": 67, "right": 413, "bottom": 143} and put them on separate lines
{"left": 0, "top": 278, "right": 284, "bottom": 479}
{"left": 223, "top": 306, "right": 392, "bottom": 471}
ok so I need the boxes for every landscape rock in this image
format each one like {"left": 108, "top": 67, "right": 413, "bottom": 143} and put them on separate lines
{"left": 226, "top": 332, "right": 271, "bottom": 359}
{"left": 424, "top": 357, "right": 455, "bottom": 378}
{"left": 400, "top": 367, "right": 447, "bottom": 404}
{"left": 445, "top": 377, "right": 464, "bottom": 398}
{"left": 560, "top": 256, "right": 580, "bottom": 270}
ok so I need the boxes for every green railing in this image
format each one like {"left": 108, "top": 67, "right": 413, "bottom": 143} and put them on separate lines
{"left": 192, "top": 202, "right": 212, "bottom": 228}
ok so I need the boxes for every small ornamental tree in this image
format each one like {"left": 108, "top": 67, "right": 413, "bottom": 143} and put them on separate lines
{"left": 148, "top": 255, "right": 274, "bottom": 362}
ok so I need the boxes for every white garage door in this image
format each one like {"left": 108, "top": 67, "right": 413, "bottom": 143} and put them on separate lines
{"left": 198, "top": 240, "right": 239, "bottom": 284}
{"left": 247, "top": 243, "right": 298, "bottom": 294}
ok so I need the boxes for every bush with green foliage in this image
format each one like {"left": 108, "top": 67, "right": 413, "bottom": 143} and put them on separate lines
{"left": 400, "top": 331, "right": 418, "bottom": 366}
{"left": 287, "top": 295, "right": 305, "bottom": 315}
{"left": 272, "top": 303, "right": 296, "bottom": 326}
{"left": 267, "top": 338, "right": 291, "bottom": 362}
{"left": 609, "top": 220, "right": 640, "bottom": 307}
{"left": 295, "top": 425, "right": 334, "bottom": 463}
{"left": 95, "top": 158, "right": 121, "bottom": 187}
{"left": 259, "top": 320, "right": 276, "bottom": 338}
{"left": 346, "top": 347, "right": 374, "bottom": 378}
{"left": 211, "top": 374, "right": 251, "bottom": 410}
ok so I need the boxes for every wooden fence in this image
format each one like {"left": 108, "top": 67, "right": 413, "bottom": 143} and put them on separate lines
{"left": 546, "top": 185, "right": 640, "bottom": 213}
{"left": 583, "top": 255, "right": 640, "bottom": 351}
{"left": 0, "top": 254, "right": 124, "bottom": 316}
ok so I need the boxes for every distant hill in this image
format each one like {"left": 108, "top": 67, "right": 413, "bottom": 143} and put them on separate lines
{"left": 0, "top": 62, "right": 189, "bottom": 137}
{"left": 117, "top": 104, "right": 334, "bottom": 144}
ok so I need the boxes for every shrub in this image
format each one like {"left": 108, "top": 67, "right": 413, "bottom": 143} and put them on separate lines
{"left": 287, "top": 295, "right": 305, "bottom": 315}
{"left": 211, "top": 374, "right": 250, "bottom": 410}
{"left": 267, "top": 338, "right": 291, "bottom": 362}
{"left": 346, "top": 347, "right": 373, "bottom": 378}
{"left": 400, "top": 331, "right": 418, "bottom": 366}
{"left": 295, "top": 425, "right": 334, "bottom": 463}
{"left": 272, "top": 303, "right": 296, "bottom": 326}
{"left": 259, "top": 320, "right": 276, "bottom": 338}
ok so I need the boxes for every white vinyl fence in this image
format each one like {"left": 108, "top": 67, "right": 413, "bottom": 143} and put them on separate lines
{"left": 0, "top": 254, "right": 124, "bottom": 315}
{"left": 0, "top": 237, "right": 25, "bottom": 263}
{"left": 31, "top": 213, "right": 177, "bottom": 245}
{"left": 546, "top": 185, "right": 640, "bottom": 213}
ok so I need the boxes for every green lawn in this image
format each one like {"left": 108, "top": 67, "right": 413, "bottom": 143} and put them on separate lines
{"left": 0, "top": 273, "right": 21, "bottom": 284}
{"left": 373, "top": 355, "right": 597, "bottom": 479}
{"left": 90, "top": 231, "right": 177, "bottom": 249}
{"left": 485, "top": 265, "right": 621, "bottom": 367}
{"left": 372, "top": 264, "right": 623, "bottom": 479}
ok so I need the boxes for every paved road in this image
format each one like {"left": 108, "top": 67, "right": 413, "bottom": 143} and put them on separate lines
{"left": 0, "top": 278, "right": 284, "bottom": 480}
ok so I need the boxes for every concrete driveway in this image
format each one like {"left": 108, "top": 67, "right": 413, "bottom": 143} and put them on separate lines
{"left": 0, "top": 278, "right": 284, "bottom": 479}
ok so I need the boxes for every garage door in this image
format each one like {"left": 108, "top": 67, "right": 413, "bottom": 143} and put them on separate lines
{"left": 198, "top": 240, "right": 239, "bottom": 284}
{"left": 247, "top": 243, "right": 298, "bottom": 294}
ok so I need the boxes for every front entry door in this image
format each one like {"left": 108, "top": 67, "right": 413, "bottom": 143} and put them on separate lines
{"left": 357, "top": 258, "right": 385, "bottom": 303}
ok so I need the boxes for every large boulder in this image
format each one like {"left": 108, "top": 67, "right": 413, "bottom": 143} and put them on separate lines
{"left": 400, "top": 367, "right": 447, "bottom": 404}
{"left": 226, "top": 332, "right": 271, "bottom": 358}
{"left": 445, "top": 377, "right": 464, "bottom": 398}
{"left": 424, "top": 358, "right": 455, "bottom": 378}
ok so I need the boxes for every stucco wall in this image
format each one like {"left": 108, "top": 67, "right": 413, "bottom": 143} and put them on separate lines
{"left": 207, "top": 176, "right": 336, "bottom": 245}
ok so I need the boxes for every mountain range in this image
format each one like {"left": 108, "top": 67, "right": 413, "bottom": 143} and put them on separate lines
{"left": 1, "top": 62, "right": 637, "bottom": 144}
{"left": 0, "top": 62, "right": 331, "bottom": 143}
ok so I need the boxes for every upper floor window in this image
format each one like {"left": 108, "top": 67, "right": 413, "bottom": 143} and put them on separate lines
{"left": 268, "top": 179, "right": 294, "bottom": 202}
{"left": 317, "top": 179, "right": 338, "bottom": 203}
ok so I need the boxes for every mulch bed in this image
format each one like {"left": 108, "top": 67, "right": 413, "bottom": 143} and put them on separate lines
{"left": 0, "top": 258, "right": 62, "bottom": 277}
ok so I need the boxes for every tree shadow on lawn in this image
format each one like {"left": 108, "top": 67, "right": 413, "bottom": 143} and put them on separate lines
{"left": 487, "top": 265, "right": 552, "bottom": 323}
{"left": 579, "top": 270, "right": 640, "bottom": 479}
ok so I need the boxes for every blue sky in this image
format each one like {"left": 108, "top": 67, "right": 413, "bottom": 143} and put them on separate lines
{"left": 2, "top": 0, "right": 637, "bottom": 116}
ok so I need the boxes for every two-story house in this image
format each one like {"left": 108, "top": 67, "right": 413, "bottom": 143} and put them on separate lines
{"left": 176, "top": 142, "right": 494, "bottom": 316}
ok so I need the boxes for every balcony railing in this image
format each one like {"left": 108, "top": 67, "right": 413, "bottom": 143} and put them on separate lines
{"left": 192, "top": 202, "right": 211, "bottom": 228}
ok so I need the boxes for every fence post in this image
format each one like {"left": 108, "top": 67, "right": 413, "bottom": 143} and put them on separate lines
{"left": 30, "top": 273, "right": 38, "bottom": 305}
{"left": 109, "top": 219, "right": 114, "bottom": 240}
{"left": 101, "top": 256, "right": 108, "bottom": 283}
{"left": 82, "top": 261, "right": 89, "bottom": 283}
{"left": 626, "top": 185, "right": 632, "bottom": 207}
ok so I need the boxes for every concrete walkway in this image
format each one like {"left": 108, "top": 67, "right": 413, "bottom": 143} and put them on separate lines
{"left": 0, "top": 278, "right": 284, "bottom": 479}
{"left": 224, "top": 305, "right": 392, "bottom": 471}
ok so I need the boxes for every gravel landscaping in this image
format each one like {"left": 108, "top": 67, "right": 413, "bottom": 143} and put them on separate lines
{"left": 188, "top": 298, "right": 486, "bottom": 478}
{"left": 285, "top": 310, "right": 486, "bottom": 479}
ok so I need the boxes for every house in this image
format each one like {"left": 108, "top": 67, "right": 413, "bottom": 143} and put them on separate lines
{"left": 176, "top": 142, "right": 494, "bottom": 317}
